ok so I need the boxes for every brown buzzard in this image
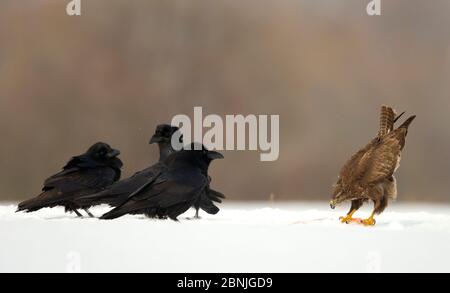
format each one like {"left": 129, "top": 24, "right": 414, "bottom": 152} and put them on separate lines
{"left": 329, "top": 105, "right": 416, "bottom": 226}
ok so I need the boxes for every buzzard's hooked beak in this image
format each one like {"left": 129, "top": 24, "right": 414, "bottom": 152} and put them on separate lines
{"left": 329, "top": 200, "right": 337, "bottom": 209}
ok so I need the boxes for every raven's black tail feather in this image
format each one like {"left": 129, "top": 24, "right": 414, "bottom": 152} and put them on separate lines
{"left": 16, "top": 190, "right": 58, "bottom": 213}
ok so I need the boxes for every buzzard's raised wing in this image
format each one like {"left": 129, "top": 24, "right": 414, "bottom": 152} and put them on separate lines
{"left": 359, "top": 134, "right": 403, "bottom": 185}
{"left": 339, "top": 106, "right": 395, "bottom": 188}
{"left": 338, "top": 139, "right": 377, "bottom": 187}
{"left": 339, "top": 105, "right": 403, "bottom": 187}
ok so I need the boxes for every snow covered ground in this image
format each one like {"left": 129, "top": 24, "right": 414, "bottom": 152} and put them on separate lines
{"left": 1, "top": 202, "right": 450, "bottom": 273}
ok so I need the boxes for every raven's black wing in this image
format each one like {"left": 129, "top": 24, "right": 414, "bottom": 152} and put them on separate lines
{"left": 17, "top": 165, "right": 117, "bottom": 212}
{"left": 75, "top": 162, "right": 166, "bottom": 208}
{"left": 101, "top": 168, "right": 208, "bottom": 220}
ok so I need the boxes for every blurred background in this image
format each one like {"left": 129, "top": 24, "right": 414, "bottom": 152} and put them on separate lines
{"left": 0, "top": 0, "right": 449, "bottom": 202}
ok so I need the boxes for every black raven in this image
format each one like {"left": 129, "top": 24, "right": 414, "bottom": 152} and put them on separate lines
{"left": 100, "top": 145, "right": 223, "bottom": 221}
{"left": 74, "top": 124, "right": 181, "bottom": 210}
{"left": 76, "top": 125, "right": 225, "bottom": 218}
{"left": 17, "top": 142, "right": 122, "bottom": 217}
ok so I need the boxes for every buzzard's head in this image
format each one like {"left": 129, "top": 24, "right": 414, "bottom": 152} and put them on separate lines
{"left": 329, "top": 178, "right": 347, "bottom": 209}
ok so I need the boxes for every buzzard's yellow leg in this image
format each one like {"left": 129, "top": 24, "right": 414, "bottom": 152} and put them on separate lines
{"left": 361, "top": 212, "right": 376, "bottom": 226}
{"left": 339, "top": 209, "right": 357, "bottom": 224}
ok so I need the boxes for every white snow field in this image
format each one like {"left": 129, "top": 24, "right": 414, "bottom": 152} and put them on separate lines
{"left": 1, "top": 202, "right": 450, "bottom": 273}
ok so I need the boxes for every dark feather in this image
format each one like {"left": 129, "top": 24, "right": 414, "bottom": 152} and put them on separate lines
{"left": 17, "top": 142, "right": 122, "bottom": 214}
{"left": 101, "top": 146, "right": 223, "bottom": 221}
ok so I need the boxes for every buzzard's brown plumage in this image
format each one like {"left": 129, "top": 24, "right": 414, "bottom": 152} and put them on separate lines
{"left": 330, "top": 106, "right": 415, "bottom": 226}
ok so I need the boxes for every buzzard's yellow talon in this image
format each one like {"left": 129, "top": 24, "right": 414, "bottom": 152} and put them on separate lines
{"left": 339, "top": 215, "right": 353, "bottom": 224}
{"left": 361, "top": 217, "right": 376, "bottom": 226}
{"left": 339, "top": 209, "right": 357, "bottom": 224}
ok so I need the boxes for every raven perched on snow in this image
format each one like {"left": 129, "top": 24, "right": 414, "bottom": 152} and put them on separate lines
{"left": 75, "top": 124, "right": 181, "bottom": 210}
{"left": 100, "top": 144, "right": 223, "bottom": 221}
{"left": 76, "top": 125, "right": 225, "bottom": 218}
{"left": 17, "top": 142, "right": 122, "bottom": 217}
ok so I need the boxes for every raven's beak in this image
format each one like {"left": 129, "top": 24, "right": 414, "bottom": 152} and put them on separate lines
{"left": 107, "top": 149, "right": 121, "bottom": 158}
{"left": 149, "top": 135, "right": 162, "bottom": 144}
{"left": 329, "top": 200, "right": 336, "bottom": 209}
{"left": 207, "top": 151, "right": 224, "bottom": 160}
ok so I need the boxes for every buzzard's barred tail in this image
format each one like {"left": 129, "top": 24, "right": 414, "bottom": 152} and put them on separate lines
{"left": 378, "top": 105, "right": 389, "bottom": 137}
{"left": 398, "top": 115, "right": 416, "bottom": 130}
{"left": 378, "top": 105, "right": 396, "bottom": 137}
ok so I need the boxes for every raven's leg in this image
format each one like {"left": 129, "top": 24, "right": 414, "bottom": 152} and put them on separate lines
{"left": 72, "top": 208, "right": 83, "bottom": 218}
{"left": 186, "top": 209, "right": 201, "bottom": 220}
{"left": 83, "top": 208, "right": 95, "bottom": 218}
{"left": 340, "top": 199, "right": 364, "bottom": 224}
